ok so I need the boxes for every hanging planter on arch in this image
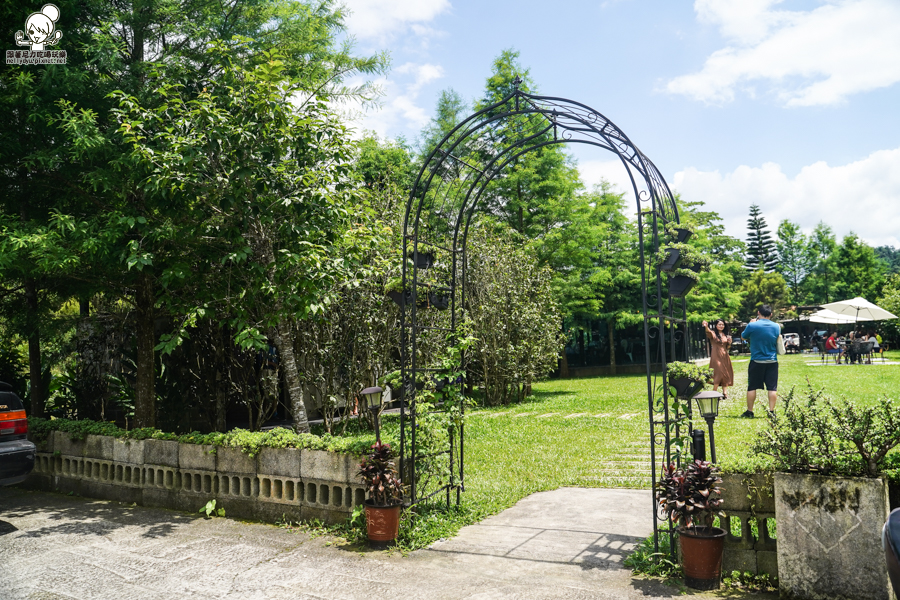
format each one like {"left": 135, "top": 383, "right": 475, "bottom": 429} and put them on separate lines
{"left": 669, "top": 275, "right": 696, "bottom": 298}
{"left": 659, "top": 247, "right": 683, "bottom": 272}
{"left": 428, "top": 292, "right": 450, "bottom": 310}
{"left": 408, "top": 251, "right": 435, "bottom": 269}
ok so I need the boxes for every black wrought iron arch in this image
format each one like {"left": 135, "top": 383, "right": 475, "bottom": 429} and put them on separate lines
{"left": 399, "top": 83, "right": 695, "bottom": 550}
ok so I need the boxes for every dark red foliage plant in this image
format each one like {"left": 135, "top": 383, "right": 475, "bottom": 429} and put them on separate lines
{"left": 655, "top": 459, "right": 725, "bottom": 531}
{"left": 357, "top": 441, "right": 403, "bottom": 506}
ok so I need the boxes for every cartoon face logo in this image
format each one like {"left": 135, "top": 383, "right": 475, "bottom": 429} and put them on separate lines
{"left": 15, "top": 4, "right": 62, "bottom": 51}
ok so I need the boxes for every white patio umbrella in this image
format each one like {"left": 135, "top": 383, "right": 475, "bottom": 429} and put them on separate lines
{"left": 821, "top": 297, "right": 898, "bottom": 322}
{"left": 806, "top": 309, "right": 861, "bottom": 325}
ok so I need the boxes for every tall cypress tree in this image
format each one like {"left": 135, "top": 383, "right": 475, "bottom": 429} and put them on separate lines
{"left": 745, "top": 204, "right": 778, "bottom": 272}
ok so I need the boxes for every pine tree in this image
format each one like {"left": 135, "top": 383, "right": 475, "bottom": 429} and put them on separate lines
{"left": 745, "top": 204, "right": 778, "bottom": 272}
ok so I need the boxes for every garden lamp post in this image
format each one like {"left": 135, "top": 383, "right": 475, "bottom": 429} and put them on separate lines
{"left": 693, "top": 391, "right": 722, "bottom": 463}
{"left": 360, "top": 386, "right": 383, "bottom": 443}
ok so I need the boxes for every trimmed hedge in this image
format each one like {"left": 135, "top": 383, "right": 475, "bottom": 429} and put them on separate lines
{"left": 28, "top": 417, "right": 374, "bottom": 458}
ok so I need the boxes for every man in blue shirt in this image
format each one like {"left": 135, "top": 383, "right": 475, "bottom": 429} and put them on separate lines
{"left": 740, "top": 304, "right": 782, "bottom": 418}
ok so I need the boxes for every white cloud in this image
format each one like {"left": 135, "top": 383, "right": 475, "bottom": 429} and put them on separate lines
{"left": 668, "top": 0, "right": 900, "bottom": 106}
{"left": 345, "top": 63, "right": 446, "bottom": 138}
{"left": 578, "top": 158, "right": 638, "bottom": 205}
{"left": 672, "top": 147, "right": 900, "bottom": 248}
{"left": 342, "top": 0, "right": 450, "bottom": 41}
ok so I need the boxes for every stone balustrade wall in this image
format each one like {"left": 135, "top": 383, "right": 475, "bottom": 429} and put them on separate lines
{"left": 22, "top": 431, "right": 365, "bottom": 525}
{"left": 719, "top": 473, "right": 777, "bottom": 578}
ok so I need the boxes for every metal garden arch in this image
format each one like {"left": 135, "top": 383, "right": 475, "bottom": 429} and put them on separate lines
{"left": 398, "top": 79, "right": 695, "bottom": 547}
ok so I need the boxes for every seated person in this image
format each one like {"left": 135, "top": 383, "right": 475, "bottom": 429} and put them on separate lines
{"left": 846, "top": 331, "right": 859, "bottom": 363}
{"left": 865, "top": 331, "right": 879, "bottom": 362}
{"left": 811, "top": 333, "right": 822, "bottom": 352}
{"left": 825, "top": 332, "right": 843, "bottom": 362}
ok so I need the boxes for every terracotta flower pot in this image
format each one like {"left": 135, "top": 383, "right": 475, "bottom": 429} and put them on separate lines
{"left": 365, "top": 500, "right": 401, "bottom": 548}
{"left": 679, "top": 526, "right": 726, "bottom": 590}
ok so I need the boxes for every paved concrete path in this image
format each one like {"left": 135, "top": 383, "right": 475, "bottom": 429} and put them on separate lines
{"left": 0, "top": 486, "right": 771, "bottom": 599}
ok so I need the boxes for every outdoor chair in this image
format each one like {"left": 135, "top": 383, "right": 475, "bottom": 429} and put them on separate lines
{"left": 817, "top": 341, "right": 829, "bottom": 364}
{"left": 847, "top": 341, "right": 861, "bottom": 364}
{"left": 860, "top": 341, "right": 875, "bottom": 364}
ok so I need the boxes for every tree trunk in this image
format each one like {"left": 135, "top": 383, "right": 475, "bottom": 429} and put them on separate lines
{"left": 270, "top": 324, "right": 311, "bottom": 433}
{"left": 608, "top": 317, "right": 617, "bottom": 376}
{"left": 133, "top": 272, "right": 156, "bottom": 428}
{"left": 214, "top": 327, "right": 227, "bottom": 432}
{"left": 24, "top": 278, "right": 45, "bottom": 417}
{"left": 249, "top": 217, "right": 313, "bottom": 433}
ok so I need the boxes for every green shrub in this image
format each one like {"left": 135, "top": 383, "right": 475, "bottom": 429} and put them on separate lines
{"left": 28, "top": 417, "right": 373, "bottom": 457}
{"left": 665, "top": 361, "right": 713, "bottom": 384}
{"left": 751, "top": 383, "right": 900, "bottom": 479}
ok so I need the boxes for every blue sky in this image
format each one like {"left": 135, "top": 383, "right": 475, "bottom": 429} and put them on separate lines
{"left": 339, "top": 0, "right": 900, "bottom": 248}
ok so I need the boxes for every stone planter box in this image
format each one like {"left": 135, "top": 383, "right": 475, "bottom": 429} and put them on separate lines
{"left": 775, "top": 473, "right": 893, "bottom": 600}
{"left": 22, "top": 432, "right": 366, "bottom": 525}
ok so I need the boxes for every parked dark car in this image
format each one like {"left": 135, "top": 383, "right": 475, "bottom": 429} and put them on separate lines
{"left": 0, "top": 381, "right": 36, "bottom": 486}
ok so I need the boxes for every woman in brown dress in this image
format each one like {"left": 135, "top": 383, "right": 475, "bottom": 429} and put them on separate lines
{"left": 702, "top": 319, "right": 734, "bottom": 398}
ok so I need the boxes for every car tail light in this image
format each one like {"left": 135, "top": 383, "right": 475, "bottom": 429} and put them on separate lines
{"left": 0, "top": 409, "right": 28, "bottom": 436}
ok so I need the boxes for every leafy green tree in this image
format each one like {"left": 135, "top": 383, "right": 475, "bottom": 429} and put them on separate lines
{"left": 474, "top": 50, "right": 583, "bottom": 241}
{"left": 356, "top": 135, "right": 417, "bottom": 196}
{"left": 745, "top": 204, "right": 778, "bottom": 272}
{"left": 92, "top": 52, "right": 368, "bottom": 433}
{"left": 775, "top": 220, "right": 812, "bottom": 303}
{"left": 583, "top": 184, "right": 641, "bottom": 374}
{"left": 875, "top": 246, "right": 900, "bottom": 275}
{"left": 831, "top": 233, "right": 885, "bottom": 301}
{"left": 466, "top": 221, "right": 563, "bottom": 405}
{"left": 739, "top": 270, "right": 789, "bottom": 320}
{"left": 418, "top": 51, "right": 641, "bottom": 369}
{"left": 1, "top": 0, "right": 385, "bottom": 426}
{"left": 805, "top": 222, "right": 838, "bottom": 304}
{"left": 876, "top": 274, "right": 900, "bottom": 344}
{"left": 417, "top": 89, "right": 469, "bottom": 158}
{"left": 677, "top": 199, "right": 745, "bottom": 321}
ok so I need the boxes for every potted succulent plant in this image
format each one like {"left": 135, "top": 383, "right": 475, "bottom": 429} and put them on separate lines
{"left": 659, "top": 246, "right": 684, "bottom": 273}
{"left": 665, "top": 361, "right": 712, "bottom": 399}
{"left": 358, "top": 441, "right": 404, "bottom": 548}
{"left": 657, "top": 226, "right": 707, "bottom": 297}
{"left": 656, "top": 460, "right": 726, "bottom": 590}
{"left": 673, "top": 227, "right": 693, "bottom": 243}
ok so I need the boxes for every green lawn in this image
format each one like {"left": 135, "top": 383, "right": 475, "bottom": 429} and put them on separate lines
{"left": 456, "top": 351, "right": 900, "bottom": 526}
